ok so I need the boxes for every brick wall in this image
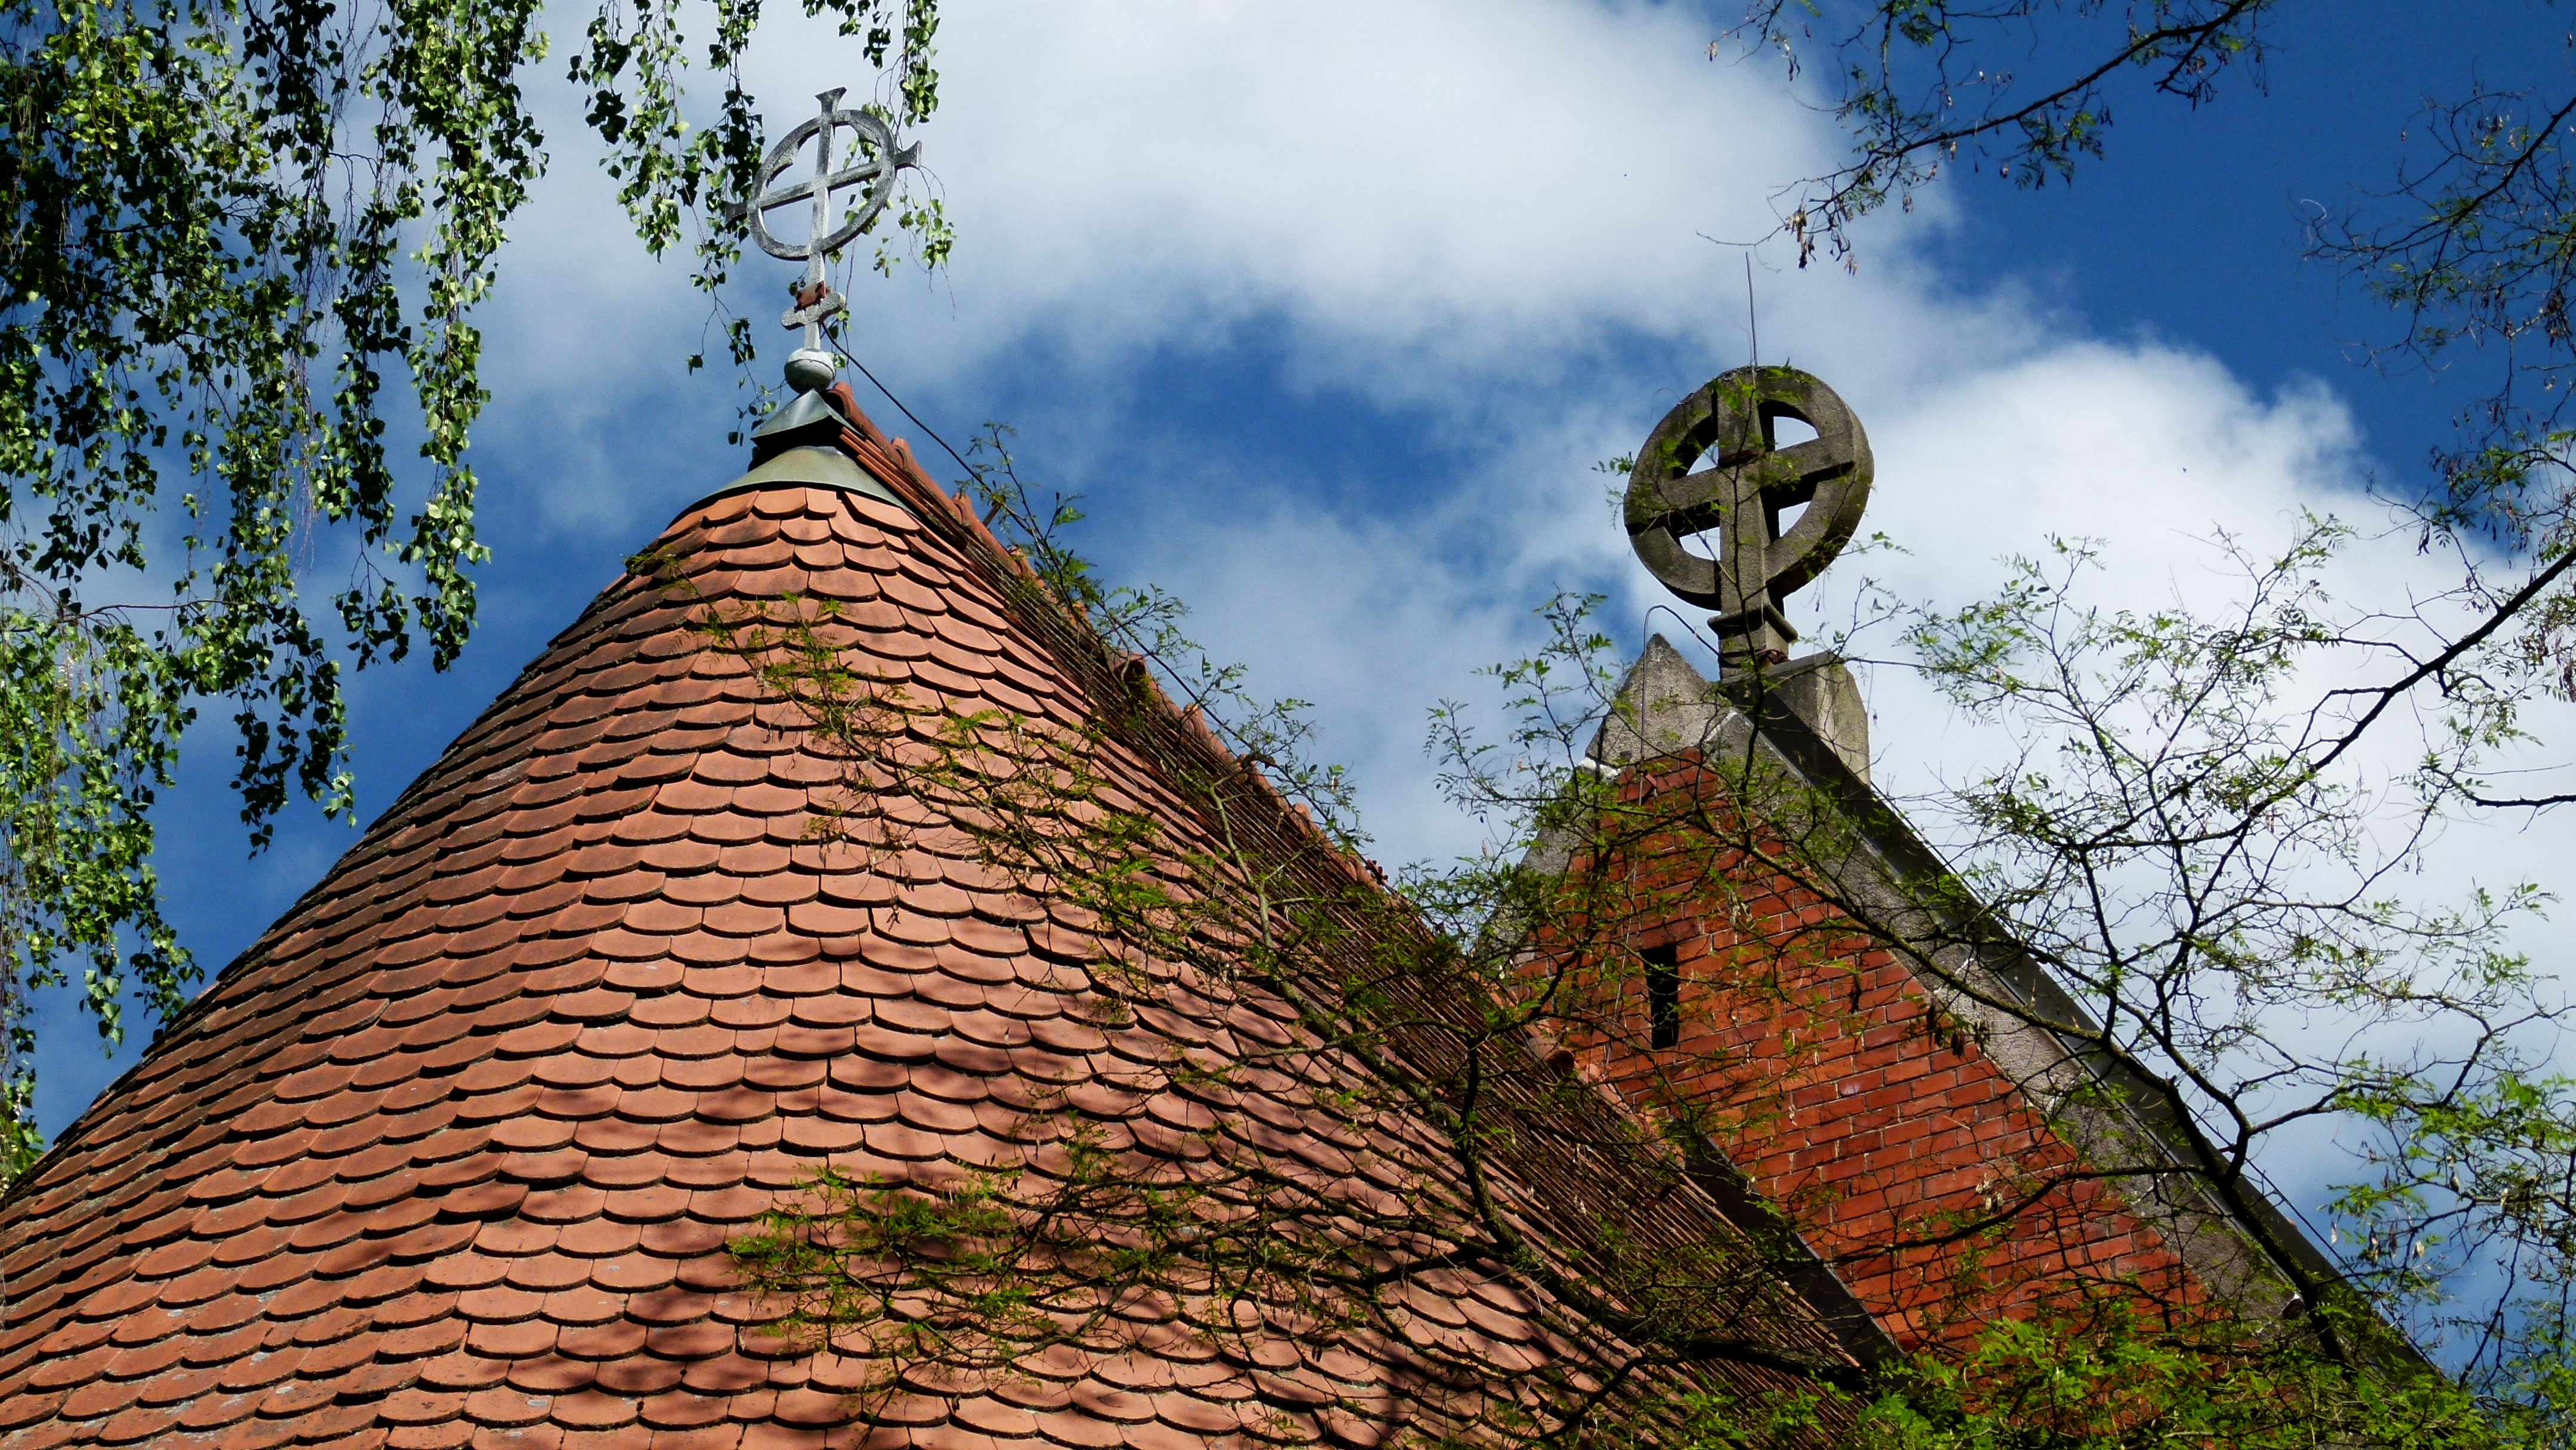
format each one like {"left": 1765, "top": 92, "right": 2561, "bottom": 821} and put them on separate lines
{"left": 1554, "top": 757, "right": 2209, "bottom": 1354}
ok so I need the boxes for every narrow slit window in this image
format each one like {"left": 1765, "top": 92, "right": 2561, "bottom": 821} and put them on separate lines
{"left": 1645, "top": 944, "right": 1681, "bottom": 1050}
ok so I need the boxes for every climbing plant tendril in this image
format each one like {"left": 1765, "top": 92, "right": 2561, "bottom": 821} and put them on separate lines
{"left": 0, "top": 0, "right": 943, "bottom": 1173}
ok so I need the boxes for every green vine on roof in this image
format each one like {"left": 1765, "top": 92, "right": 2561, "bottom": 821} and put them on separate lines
{"left": 0, "top": 0, "right": 946, "bottom": 1174}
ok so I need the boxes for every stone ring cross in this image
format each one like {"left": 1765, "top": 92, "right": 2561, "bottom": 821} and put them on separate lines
{"left": 1623, "top": 365, "right": 1873, "bottom": 663}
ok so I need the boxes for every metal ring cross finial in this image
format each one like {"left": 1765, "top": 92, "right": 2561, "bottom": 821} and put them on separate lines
{"left": 731, "top": 88, "right": 922, "bottom": 392}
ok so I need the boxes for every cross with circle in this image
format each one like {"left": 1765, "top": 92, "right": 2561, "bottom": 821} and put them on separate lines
{"left": 734, "top": 88, "right": 921, "bottom": 386}
{"left": 1623, "top": 366, "right": 1874, "bottom": 668}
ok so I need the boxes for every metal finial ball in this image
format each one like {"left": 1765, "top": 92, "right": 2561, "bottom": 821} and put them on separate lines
{"left": 784, "top": 348, "right": 839, "bottom": 395}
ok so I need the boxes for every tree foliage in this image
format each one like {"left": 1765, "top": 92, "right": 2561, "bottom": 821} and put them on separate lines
{"left": 0, "top": 0, "right": 943, "bottom": 1170}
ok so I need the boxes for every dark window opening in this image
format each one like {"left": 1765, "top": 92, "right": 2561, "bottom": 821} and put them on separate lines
{"left": 1645, "top": 944, "right": 1681, "bottom": 1050}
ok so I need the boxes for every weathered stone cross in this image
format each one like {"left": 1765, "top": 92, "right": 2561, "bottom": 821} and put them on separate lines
{"left": 1623, "top": 367, "right": 1874, "bottom": 670}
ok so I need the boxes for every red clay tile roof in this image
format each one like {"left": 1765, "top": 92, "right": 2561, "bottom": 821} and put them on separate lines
{"left": 0, "top": 395, "right": 1857, "bottom": 1449}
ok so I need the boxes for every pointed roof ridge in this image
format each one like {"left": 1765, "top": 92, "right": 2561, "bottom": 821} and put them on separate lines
{"left": 796, "top": 385, "right": 1383, "bottom": 891}
{"left": 0, "top": 427, "right": 1859, "bottom": 1446}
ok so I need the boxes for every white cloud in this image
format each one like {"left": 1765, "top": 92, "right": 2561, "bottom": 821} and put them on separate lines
{"left": 426, "top": 0, "right": 2576, "bottom": 910}
{"left": 467, "top": 0, "right": 2508, "bottom": 874}
{"left": 1846, "top": 340, "right": 2379, "bottom": 785}
{"left": 1862, "top": 342, "right": 2365, "bottom": 614}
{"left": 484, "top": 0, "right": 1999, "bottom": 424}
{"left": 848, "top": 0, "right": 1872, "bottom": 378}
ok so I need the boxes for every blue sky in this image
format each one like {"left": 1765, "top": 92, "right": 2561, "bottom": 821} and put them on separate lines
{"left": 35, "top": 0, "right": 2576, "bottom": 1214}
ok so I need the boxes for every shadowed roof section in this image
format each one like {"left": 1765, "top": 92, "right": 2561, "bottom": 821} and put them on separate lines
{"left": 0, "top": 393, "right": 1857, "bottom": 1448}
